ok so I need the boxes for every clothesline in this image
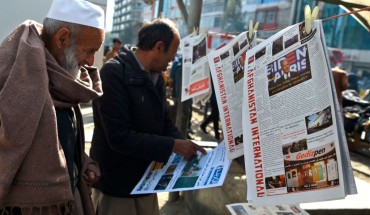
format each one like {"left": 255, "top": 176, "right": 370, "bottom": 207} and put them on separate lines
{"left": 206, "top": 5, "right": 370, "bottom": 36}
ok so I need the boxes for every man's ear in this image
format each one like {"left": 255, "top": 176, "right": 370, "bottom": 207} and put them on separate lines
{"left": 154, "top": 41, "right": 164, "bottom": 53}
{"left": 53, "top": 28, "right": 71, "bottom": 49}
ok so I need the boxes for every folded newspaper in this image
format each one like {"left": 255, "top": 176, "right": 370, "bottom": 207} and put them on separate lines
{"left": 242, "top": 20, "right": 357, "bottom": 206}
{"left": 226, "top": 203, "right": 310, "bottom": 215}
{"left": 131, "top": 141, "right": 231, "bottom": 194}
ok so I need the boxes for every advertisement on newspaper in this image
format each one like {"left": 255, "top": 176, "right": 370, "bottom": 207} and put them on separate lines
{"left": 131, "top": 141, "right": 231, "bottom": 194}
{"left": 242, "top": 20, "right": 356, "bottom": 206}
{"left": 226, "top": 203, "right": 310, "bottom": 215}
{"left": 180, "top": 33, "right": 211, "bottom": 102}
{"left": 207, "top": 31, "right": 257, "bottom": 160}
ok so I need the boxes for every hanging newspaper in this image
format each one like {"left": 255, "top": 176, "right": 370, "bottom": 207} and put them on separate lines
{"left": 242, "top": 20, "right": 357, "bottom": 206}
{"left": 226, "top": 203, "right": 310, "bottom": 215}
{"left": 193, "top": 32, "right": 236, "bottom": 105}
{"left": 131, "top": 141, "right": 231, "bottom": 194}
{"left": 180, "top": 33, "right": 211, "bottom": 102}
{"left": 207, "top": 31, "right": 257, "bottom": 159}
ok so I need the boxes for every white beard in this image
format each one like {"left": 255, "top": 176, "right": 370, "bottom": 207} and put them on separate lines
{"left": 59, "top": 44, "right": 80, "bottom": 78}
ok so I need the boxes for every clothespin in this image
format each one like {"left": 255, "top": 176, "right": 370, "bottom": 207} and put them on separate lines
{"left": 193, "top": 27, "right": 199, "bottom": 36}
{"left": 248, "top": 20, "right": 259, "bottom": 40}
{"left": 203, "top": 28, "right": 209, "bottom": 36}
{"left": 304, "top": 5, "right": 319, "bottom": 34}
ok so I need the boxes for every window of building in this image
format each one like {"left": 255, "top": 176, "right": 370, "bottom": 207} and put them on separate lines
{"left": 256, "top": 11, "right": 264, "bottom": 23}
{"left": 214, "top": 17, "right": 221, "bottom": 27}
{"left": 266, "top": 10, "right": 276, "bottom": 24}
{"left": 255, "top": 7, "right": 278, "bottom": 28}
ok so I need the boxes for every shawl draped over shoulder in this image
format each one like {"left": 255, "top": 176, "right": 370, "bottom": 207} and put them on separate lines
{"left": 0, "top": 20, "right": 102, "bottom": 214}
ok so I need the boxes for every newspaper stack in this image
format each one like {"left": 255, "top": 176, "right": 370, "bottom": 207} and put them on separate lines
{"left": 226, "top": 203, "right": 310, "bottom": 215}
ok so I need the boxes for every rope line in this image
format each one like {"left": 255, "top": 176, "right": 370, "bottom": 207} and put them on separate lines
{"left": 208, "top": 6, "right": 370, "bottom": 35}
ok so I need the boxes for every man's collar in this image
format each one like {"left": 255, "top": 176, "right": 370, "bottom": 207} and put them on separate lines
{"left": 284, "top": 72, "right": 291, "bottom": 79}
{"left": 132, "top": 47, "right": 148, "bottom": 72}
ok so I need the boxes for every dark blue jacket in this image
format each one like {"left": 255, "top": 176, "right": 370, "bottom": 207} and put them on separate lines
{"left": 90, "top": 45, "right": 183, "bottom": 197}
{"left": 170, "top": 57, "right": 182, "bottom": 98}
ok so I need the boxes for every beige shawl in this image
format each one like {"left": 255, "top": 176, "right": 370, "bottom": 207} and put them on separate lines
{"left": 0, "top": 20, "right": 102, "bottom": 214}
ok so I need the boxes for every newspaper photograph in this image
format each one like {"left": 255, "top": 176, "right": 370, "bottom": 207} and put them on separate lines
{"left": 242, "top": 20, "right": 356, "bottom": 206}
{"left": 226, "top": 203, "right": 310, "bottom": 215}
{"left": 131, "top": 141, "right": 231, "bottom": 194}
{"left": 207, "top": 31, "right": 257, "bottom": 160}
{"left": 180, "top": 33, "right": 211, "bottom": 102}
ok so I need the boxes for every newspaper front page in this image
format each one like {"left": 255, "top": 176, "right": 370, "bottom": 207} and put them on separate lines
{"left": 180, "top": 33, "right": 211, "bottom": 102}
{"left": 207, "top": 31, "right": 257, "bottom": 159}
{"left": 131, "top": 141, "right": 231, "bottom": 194}
{"left": 242, "top": 20, "right": 356, "bottom": 206}
{"left": 192, "top": 33, "right": 236, "bottom": 105}
{"left": 226, "top": 203, "right": 310, "bottom": 215}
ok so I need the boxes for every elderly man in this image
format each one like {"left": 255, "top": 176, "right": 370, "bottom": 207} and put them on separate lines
{"left": 90, "top": 18, "right": 206, "bottom": 215}
{"left": 0, "top": 0, "right": 104, "bottom": 214}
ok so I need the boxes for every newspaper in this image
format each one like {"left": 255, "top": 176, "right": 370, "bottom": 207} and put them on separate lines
{"left": 180, "top": 33, "right": 211, "bottom": 102}
{"left": 131, "top": 141, "right": 231, "bottom": 194}
{"left": 192, "top": 33, "right": 236, "bottom": 105}
{"left": 207, "top": 31, "right": 257, "bottom": 159}
{"left": 242, "top": 20, "right": 357, "bottom": 206}
{"left": 226, "top": 203, "right": 310, "bottom": 215}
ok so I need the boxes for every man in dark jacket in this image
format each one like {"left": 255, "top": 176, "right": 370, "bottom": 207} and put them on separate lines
{"left": 90, "top": 18, "right": 206, "bottom": 215}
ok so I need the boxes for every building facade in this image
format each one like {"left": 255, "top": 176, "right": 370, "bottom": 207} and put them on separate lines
{"left": 243, "top": 0, "right": 294, "bottom": 39}
{"left": 199, "top": 0, "right": 226, "bottom": 33}
{"left": 111, "top": 0, "right": 145, "bottom": 44}
{"left": 109, "top": 0, "right": 370, "bottom": 87}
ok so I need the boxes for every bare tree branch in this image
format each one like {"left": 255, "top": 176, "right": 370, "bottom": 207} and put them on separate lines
{"left": 176, "top": 0, "right": 189, "bottom": 24}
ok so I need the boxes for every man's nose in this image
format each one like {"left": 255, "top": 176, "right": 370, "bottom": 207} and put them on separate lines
{"left": 85, "top": 54, "right": 95, "bottom": 66}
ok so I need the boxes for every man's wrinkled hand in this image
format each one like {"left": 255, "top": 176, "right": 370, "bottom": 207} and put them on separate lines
{"left": 173, "top": 139, "right": 207, "bottom": 160}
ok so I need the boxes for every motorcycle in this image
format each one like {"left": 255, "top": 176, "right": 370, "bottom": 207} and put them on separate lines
{"left": 342, "top": 89, "right": 370, "bottom": 157}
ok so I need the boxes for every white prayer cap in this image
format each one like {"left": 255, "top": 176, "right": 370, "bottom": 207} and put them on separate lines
{"left": 46, "top": 0, "right": 105, "bottom": 30}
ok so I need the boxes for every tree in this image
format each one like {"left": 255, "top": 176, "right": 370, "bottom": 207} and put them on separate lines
{"left": 142, "top": 0, "right": 202, "bottom": 34}
{"left": 222, "top": 0, "right": 247, "bottom": 33}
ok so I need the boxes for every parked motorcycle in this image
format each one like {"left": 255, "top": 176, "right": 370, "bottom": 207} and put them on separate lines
{"left": 342, "top": 89, "right": 370, "bottom": 157}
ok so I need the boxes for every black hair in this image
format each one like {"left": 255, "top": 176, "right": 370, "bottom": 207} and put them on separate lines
{"left": 113, "top": 38, "right": 122, "bottom": 44}
{"left": 137, "top": 18, "right": 178, "bottom": 52}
